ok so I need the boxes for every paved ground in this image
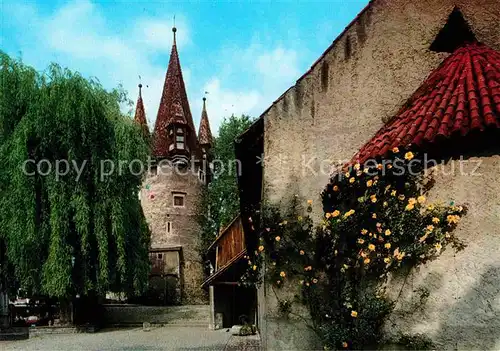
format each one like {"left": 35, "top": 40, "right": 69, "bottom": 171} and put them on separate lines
{"left": 0, "top": 326, "right": 240, "bottom": 351}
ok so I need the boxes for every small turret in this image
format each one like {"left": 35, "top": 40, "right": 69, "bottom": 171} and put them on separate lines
{"left": 134, "top": 83, "right": 150, "bottom": 139}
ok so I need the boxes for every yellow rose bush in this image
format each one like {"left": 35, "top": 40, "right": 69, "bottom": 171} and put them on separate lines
{"left": 240, "top": 149, "right": 466, "bottom": 350}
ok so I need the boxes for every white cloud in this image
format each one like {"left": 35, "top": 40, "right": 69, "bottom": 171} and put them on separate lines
{"left": 4, "top": 0, "right": 303, "bottom": 136}
{"left": 197, "top": 43, "right": 301, "bottom": 130}
{"left": 255, "top": 47, "right": 300, "bottom": 80}
{"left": 10, "top": 0, "right": 190, "bottom": 132}
{"left": 201, "top": 78, "right": 261, "bottom": 131}
{"left": 135, "top": 16, "right": 191, "bottom": 52}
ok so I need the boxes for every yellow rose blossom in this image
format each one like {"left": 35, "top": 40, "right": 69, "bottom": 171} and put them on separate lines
{"left": 385, "top": 229, "right": 391, "bottom": 236}
{"left": 366, "top": 180, "right": 373, "bottom": 187}
{"left": 405, "top": 204, "right": 414, "bottom": 211}
{"left": 349, "top": 177, "right": 355, "bottom": 183}
{"left": 426, "top": 225, "right": 434, "bottom": 231}
{"left": 371, "top": 197, "right": 377, "bottom": 203}
{"left": 408, "top": 198, "right": 417, "bottom": 205}
{"left": 298, "top": 216, "right": 303, "bottom": 221}
{"left": 417, "top": 195, "right": 426, "bottom": 204}
{"left": 368, "top": 244, "right": 376, "bottom": 251}
{"left": 383, "top": 201, "right": 388, "bottom": 207}
{"left": 304, "top": 265, "right": 312, "bottom": 271}
{"left": 447, "top": 215, "right": 460, "bottom": 224}
{"left": 398, "top": 194, "right": 405, "bottom": 201}
{"left": 372, "top": 213, "right": 377, "bottom": 219}
{"left": 361, "top": 229, "right": 368, "bottom": 235}
{"left": 299, "top": 250, "right": 305, "bottom": 255}
{"left": 253, "top": 265, "right": 257, "bottom": 271}
{"left": 357, "top": 238, "right": 365, "bottom": 244}
{"left": 435, "top": 243, "right": 442, "bottom": 251}
{"left": 391, "top": 190, "right": 397, "bottom": 196}
{"left": 325, "top": 212, "right": 331, "bottom": 219}
{"left": 312, "top": 278, "right": 318, "bottom": 284}
{"left": 345, "top": 172, "right": 350, "bottom": 178}
{"left": 377, "top": 163, "right": 383, "bottom": 170}
{"left": 364, "top": 258, "right": 371, "bottom": 264}
{"left": 258, "top": 245, "right": 264, "bottom": 252}
{"left": 333, "top": 185, "right": 339, "bottom": 191}
{"left": 342, "top": 342, "right": 348, "bottom": 348}
{"left": 405, "top": 151, "right": 414, "bottom": 160}
{"left": 360, "top": 251, "right": 367, "bottom": 258}
{"left": 332, "top": 210, "right": 340, "bottom": 218}
{"left": 351, "top": 310, "right": 358, "bottom": 318}
{"left": 343, "top": 209, "right": 355, "bottom": 218}
{"left": 354, "top": 163, "right": 360, "bottom": 170}
{"left": 427, "top": 204, "right": 435, "bottom": 211}
{"left": 432, "top": 217, "right": 440, "bottom": 224}
{"left": 280, "top": 271, "right": 286, "bottom": 277}
{"left": 275, "top": 236, "right": 281, "bottom": 242}
{"left": 305, "top": 282, "right": 310, "bottom": 286}
{"left": 385, "top": 243, "right": 391, "bottom": 249}
{"left": 388, "top": 164, "right": 393, "bottom": 169}
{"left": 384, "top": 257, "right": 391, "bottom": 263}
{"left": 392, "top": 147, "right": 399, "bottom": 153}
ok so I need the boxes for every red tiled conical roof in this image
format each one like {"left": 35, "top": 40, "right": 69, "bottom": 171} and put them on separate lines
{"left": 198, "top": 97, "right": 213, "bottom": 147}
{"left": 152, "top": 27, "right": 198, "bottom": 158}
{"left": 352, "top": 43, "right": 500, "bottom": 164}
{"left": 134, "top": 84, "right": 150, "bottom": 138}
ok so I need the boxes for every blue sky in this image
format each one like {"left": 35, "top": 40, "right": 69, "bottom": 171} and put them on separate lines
{"left": 1, "top": 0, "right": 368, "bottom": 133}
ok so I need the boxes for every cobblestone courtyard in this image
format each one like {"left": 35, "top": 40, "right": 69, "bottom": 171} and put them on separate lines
{"left": 0, "top": 326, "right": 258, "bottom": 351}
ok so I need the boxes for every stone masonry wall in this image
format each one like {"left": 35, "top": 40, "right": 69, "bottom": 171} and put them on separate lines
{"left": 259, "top": 0, "right": 500, "bottom": 349}
{"left": 141, "top": 163, "right": 208, "bottom": 305}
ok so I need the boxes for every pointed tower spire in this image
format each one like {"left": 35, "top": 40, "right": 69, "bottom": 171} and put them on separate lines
{"left": 198, "top": 97, "right": 213, "bottom": 148}
{"left": 134, "top": 83, "right": 150, "bottom": 139}
{"left": 152, "top": 26, "right": 198, "bottom": 162}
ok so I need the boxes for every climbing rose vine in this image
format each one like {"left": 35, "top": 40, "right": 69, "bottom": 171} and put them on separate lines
{"left": 240, "top": 148, "right": 466, "bottom": 350}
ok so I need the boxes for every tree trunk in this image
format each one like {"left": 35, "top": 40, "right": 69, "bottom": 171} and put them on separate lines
{"left": 58, "top": 298, "right": 73, "bottom": 325}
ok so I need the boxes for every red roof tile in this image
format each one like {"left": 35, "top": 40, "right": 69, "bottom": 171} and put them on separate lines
{"left": 134, "top": 84, "right": 150, "bottom": 139}
{"left": 198, "top": 97, "right": 213, "bottom": 147}
{"left": 152, "top": 27, "right": 198, "bottom": 158}
{"left": 351, "top": 43, "right": 500, "bottom": 164}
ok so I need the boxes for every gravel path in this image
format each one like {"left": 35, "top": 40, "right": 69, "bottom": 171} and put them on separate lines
{"left": 0, "top": 326, "right": 234, "bottom": 351}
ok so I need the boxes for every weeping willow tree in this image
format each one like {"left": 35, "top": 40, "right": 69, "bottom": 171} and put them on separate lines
{"left": 0, "top": 52, "right": 151, "bottom": 312}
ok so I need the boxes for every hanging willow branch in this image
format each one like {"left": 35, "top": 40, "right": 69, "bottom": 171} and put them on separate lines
{"left": 0, "top": 52, "right": 151, "bottom": 299}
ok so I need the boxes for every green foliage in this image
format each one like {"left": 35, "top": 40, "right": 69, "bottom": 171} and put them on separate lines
{"left": 240, "top": 148, "right": 466, "bottom": 350}
{"left": 0, "top": 52, "right": 151, "bottom": 298}
{"left": 198, "top": 114, "right": 254, "bottom": 254}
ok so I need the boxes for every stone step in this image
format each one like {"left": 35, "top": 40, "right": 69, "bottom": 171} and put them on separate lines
{"left": 102, "top": 304, "right": 210, "bottom": 327}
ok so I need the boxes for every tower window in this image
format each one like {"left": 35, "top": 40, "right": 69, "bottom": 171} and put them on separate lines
{"left": 166, "top": 221, "right": 171, "bottom": 233}
{"left": 157, "top": 253, "right": 163, "bottom": 259}
{"left": 172, "top": 192, "right": 185, "bottom": 207}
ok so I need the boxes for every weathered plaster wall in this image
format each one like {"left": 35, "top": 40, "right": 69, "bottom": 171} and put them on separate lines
{"left": 260, "top": 0, "right": 500, "bottom": 349}
{"left": 141, "top": 163, "right": 207, "bottom": 304}
{"left": 384, "top": 154, "right": 500, "bottom": 349}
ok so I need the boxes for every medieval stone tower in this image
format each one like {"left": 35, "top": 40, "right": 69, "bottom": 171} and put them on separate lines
{"left": 134, "top": 26, "right": 212, "bottom": 305}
